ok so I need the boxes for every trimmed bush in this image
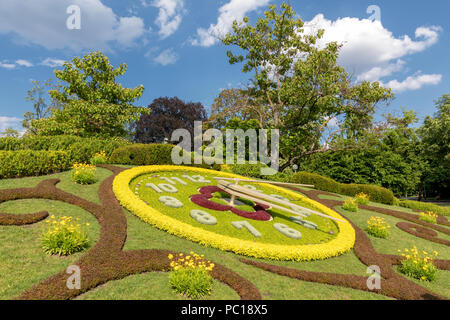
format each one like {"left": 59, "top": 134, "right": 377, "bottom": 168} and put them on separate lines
{"left": 342, "top": 198, "right": 358, "bottom": 212}
{"left": 290, "top": 171, "right": 341, "bottom": 193}
{"left": 0, "top": 135, "right": 130, "bottom": 163}
{"left": 340, "top": 183, "right": 395, "bottom": 205}
{"left": 0, "top": 150, "right": 72, "bottom": 179}
{"left": 399, "top": 200, "right": 450, "bottom": 217}
{"left": 109, "top": 143, "right": 175, "bottom": 165}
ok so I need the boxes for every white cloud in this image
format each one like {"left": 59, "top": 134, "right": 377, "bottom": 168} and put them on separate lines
{"left": 0, "top": 62, "right": 16, "bottom": 69}
{"left": 0, "top": 116, "right": 22, "bottom": 133}
{"left": 382, "top": 74, "right": 442, "bottom": 93}
{"left": 152, "top": 0, "right": 184, "bottom": 39}
{"left": 153, "top": 48, "right": 179, "bottom": 66}
{"left": 0, "top": 0, "right": 147, "bottom": 51}
{"left": 303, "top": 14, "right": 443, "bottom": 92}
{"left": 15, "top": 59, "right": 33, "bottom": 67}
{"left": 41, "top": 58, "right": 66, "bottom": 68}
{"left": 190, "top": 0, "right": 270, "bottom": 47}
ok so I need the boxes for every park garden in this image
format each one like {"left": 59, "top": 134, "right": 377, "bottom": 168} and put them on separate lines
{"left": 0, "top": 3, "right": 448, "bottom": 300}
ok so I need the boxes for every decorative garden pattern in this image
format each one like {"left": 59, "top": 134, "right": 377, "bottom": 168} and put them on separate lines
{"left": 113, "top": 165, "right": 356, "bottom": 261}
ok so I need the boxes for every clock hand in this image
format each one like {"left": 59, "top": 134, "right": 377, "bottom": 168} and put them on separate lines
{"left": 217, "top": 180, "right": 347, "bottom": 224}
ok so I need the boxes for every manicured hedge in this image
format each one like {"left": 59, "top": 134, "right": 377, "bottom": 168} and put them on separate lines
{"left": 0, "top": 150, "right": 72, "bottom": 179}
{"left": 340, "top": 183, "right": 395, "bottom": 205}
{"left": 109, "top": 143, "right": 175, "bottom": 165}
{"left": 399, "top": 200, "right": 450, "bottom": 217}
{"left": 290, "top": 171, "right": 395, "bottom": 205}
{"left": 290, "top": 171, "right": 342, "bottom": 194}
{"left": 0, "top": 135, "right": 130, "bottom": 163}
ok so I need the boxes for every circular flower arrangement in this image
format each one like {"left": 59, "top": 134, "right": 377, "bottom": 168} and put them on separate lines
{"left": 113, "top": 166, "right": 355, "bottom": 261}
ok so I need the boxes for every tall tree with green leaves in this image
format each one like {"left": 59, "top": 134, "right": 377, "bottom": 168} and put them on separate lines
{"left": 418, "top": 94, "right": 450, "bottom": 198}
{"left": 222, "top": 3, "right": 393, "bottom": 171}
{"left": 30, "top": 51, "right": 148, "bottom": 138}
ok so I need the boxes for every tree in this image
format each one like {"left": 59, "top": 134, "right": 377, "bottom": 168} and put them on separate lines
{"left": 418, "top": 94, "right": 450, "bottom": 198}
{"left": 299, "top": 110, "right": 424, "bottom": 196}
{"left": 135, "top": 97, "right": 207, "bottom": 144}
{"left": 22, "top": 79, "right": 62, "bottom": 135}
{"left": 1, "top": 128, "right": 19, "bottom": 138}
{"left": 30, "top": 51, "right": 147, "bottom": 138}
{"left": 222, "top": 3, "right": 393, "bottom": 171}
{"left": 208, "top": 88, "right": 265, "bottom": 129}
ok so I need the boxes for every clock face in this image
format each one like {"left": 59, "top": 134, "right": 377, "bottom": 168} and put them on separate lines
{"left": 114, "top": 166, "right": 354, "bottom": 261}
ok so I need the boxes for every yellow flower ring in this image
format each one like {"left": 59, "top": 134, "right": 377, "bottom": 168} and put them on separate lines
{"left": 113, "top": 166, "right": 355, "bottom": 261}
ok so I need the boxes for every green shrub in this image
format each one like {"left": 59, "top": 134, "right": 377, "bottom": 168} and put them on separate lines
{"left": 0, "top": 150, "right": 72, "bottom": 179}
{"left": 71, "top": 163, "right": 97, "bottom": 185}
{"left": 355, "top": 192, "right": 370, "bottom": 205}
{"left": 342, "top": 198, "right": 358, "bottom": 212}
{"left": 366, "top": 216, "right": 390, "bottom": 239}
{"left": 290, "top": 171, "right": 341, "bottom": 193}
{"left": 90, "top": 151, "right": 108, "bottom": 165}
{"left": 0, "top": 135, "right": 130, "bottom": 163}
{"left": 340, "top": 183, "right": 395, "bottom": 205}
{"left": 398, "top": 247, "right": 438, "bottom": 282}
{"left": 41, "top": 215, "right": 90, "bottom": 256}
{"left": 109, "top": 143, "right": 175, "bottom": 165}
{"left": 419, "top": 212, "right": 438, "bottom": 224}
{"left": 399, "top": 200, "right": 450, "bottom": 217}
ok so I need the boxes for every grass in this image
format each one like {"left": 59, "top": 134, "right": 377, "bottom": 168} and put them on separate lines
{"left": 0, "top": 168, "right": 448, "bottom": 300}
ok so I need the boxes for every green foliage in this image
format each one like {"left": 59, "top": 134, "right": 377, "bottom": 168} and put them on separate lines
{"left": 109, "top": 143, "right": 174, "bottom": 165}
{"left": 29, "top": 51, "right": 148, "bottom": 138}
{"left": 340, "top": 184, "right": 395, "bottom": 205}
{"left": 0, "top": 135, "right": 130, "bottom": 163}
{"left": 418, "top": 212, "right": 438, "bottom": 224}
{"left": 71, "top": 163, "right": 97, "bottom": 185}
{"left": 169, "top": 268, "right": 213, "bottom": 299}
{"left": 399, "top": 200, "right": 450, "bottom": 217}
{"left": 0, "top": 150, "right": 71, "bottom": 179}
{"left": 41, "top": 215, "right": 90, "bottom": 256}
{"left": 355, "top": 193, "right": 370, "bottom": 205}
{"left": 90, "top": 151, "right": 108, "bottom": 165}
{"left": 398, "top": 247, "right": 438, "bottom": 282}
{"left": 366, "top": 216, "right": 390, "bottom": 239}
{"left": 342, "top": 198, "right": 358, "bottom": 212}
{"left": 1, "top": 128, "right": 19, "bottom": 138}
{"left": 418, "top": 95, "right": 450, "bottom": 198}
{"left": 290, "top": 171, "right": 341, "bottom": 193}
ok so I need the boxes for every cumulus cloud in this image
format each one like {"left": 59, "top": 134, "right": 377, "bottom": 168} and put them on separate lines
{"left": 302, "top": 14, "right": 443, "bottom": 92}
{"left": 0, "top": 116, "right": 22, "bottom": 133}
{"left": 41, "top": 58, "right": 66, "bottom": 68}
{"left": 382, "top": 74, "right": 442, "bottom": 93}
{"left": 153, "top": 48, "right": 179, "bottom": 66}
{"left": 0, "top": 62, "right": 16, "bottom": 69}
{"left": 0, "top": 0, "right": 147, "bottom": 51}
{"left": 15, "top": 59, "right": 33, "bottom": 67}
{"left": 190, "top": 0, "right": 270, "bottom": 47}
{"left": 152, "top": 0, "right": 184, "bottom": 39}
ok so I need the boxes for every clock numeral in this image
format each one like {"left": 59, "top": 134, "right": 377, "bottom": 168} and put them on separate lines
{"left": 159, "top": 196, "right": 183, "bottom": 208}
{"left": 243, "top": 185, "right": 262, "bottom": 193}
{"left": 270, "top": 194, "right": 289, "bottom": 202}
{"left": 231, "top": 221, "right": 262, "bottom": 238}
{"left": 289, "top": 216, "right": 318, "bottom": 230}
{"left": 171, "top": 177, "right": 187, "bottom": 185}
{"left": 183, "top": 174, "right": 211, "bottom": 183}
{"left": 274, "top": 223, "right": 302, "bottom": 239}
{"left": 190, "top": 209, "right": 217, "bottom": 225}
{"left": 160, "top": 177, "right": 176, "bottom": 184}
{"left": 146, "top": 183, "right": 178, "bottom": 193}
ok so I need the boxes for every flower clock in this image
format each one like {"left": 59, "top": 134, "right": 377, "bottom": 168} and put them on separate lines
{"left": 113, "top": 166, "right": 355, "bottom": 261}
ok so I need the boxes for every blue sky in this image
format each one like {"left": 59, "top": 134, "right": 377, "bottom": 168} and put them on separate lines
{"left": 0, "top": 0, "right": 448, "bottom": 134}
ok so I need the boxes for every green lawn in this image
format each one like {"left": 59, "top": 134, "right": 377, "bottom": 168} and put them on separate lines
{"left": 0, "top": 168, "right": 448, "bottom": 300}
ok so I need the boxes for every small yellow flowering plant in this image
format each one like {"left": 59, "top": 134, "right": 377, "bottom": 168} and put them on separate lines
{"left": 355, "top": 192, "right": 370, "bottom": 205}
{"left": 168, "top": 252, "right": 215, "bottom": 299}
{"left": 398, "top": 246, "right": 438, "bottom": 281}
{"left": 366, "top": 216, "right": 390, "bottom": 239}
{"left": 419, "top": 211, "right": 438, "bottom": 224}
{"left": 90, "top": 151, "right": 108, "bottom": 166}
{"left": 71, "top": 163, "right": 97, "bottom": 185}
{"left": 342, "top": 198, "right": 358, "bottom": 212}
{"left": 41, "top": 215, "right": 90, "bottom": 256}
